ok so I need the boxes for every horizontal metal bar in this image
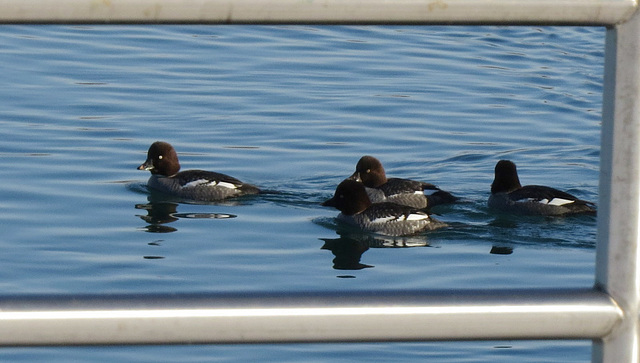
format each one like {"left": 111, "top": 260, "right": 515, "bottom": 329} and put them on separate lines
{"left": 0, "top": 289, "right": 621, "bottom": 346}
{"left": 0, "top": 0, "right": 636, "bottom": 25}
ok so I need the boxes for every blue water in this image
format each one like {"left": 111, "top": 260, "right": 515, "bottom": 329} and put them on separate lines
{"left": 0, "top": 25, "right": 602, "bottom": 361}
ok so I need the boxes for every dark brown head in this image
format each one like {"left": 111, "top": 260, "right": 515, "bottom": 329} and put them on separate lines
{"left": 491, "top": 160, "right": 522, "bottom": 194}
{"left": 322, "top": 179, "right": 372, "bottom": 215}
{"left": 348, "top": 155, "right": 387, "bottom": 188}
{"left": 137, "top": 141, "right": 181, "bottom": 176}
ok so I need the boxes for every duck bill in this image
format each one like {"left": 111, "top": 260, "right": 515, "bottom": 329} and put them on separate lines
{"left": 348, "top": 171, "right": 361, "bottom": 182}
{"left": 322, "top": 197, "right": 337, "bottom": 207}
{"left": 137, "top": 159, "right": 154, "bottom": 171}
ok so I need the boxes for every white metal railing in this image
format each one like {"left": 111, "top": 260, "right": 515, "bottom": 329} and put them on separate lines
{"left": 0, "top": 289, "right": 621, "bottom": 344}
{"left": 0, "top": 0, "right": 636, "bottom": 25}
{"left": 1, "top": 1, "right": 639, "bottom": 363}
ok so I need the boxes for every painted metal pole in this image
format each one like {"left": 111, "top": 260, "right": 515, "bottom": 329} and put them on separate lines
{"left": 0, "top": 0, "right": 634, "bottom": 25}
{"left": 0, "top": 0, "right": 637, "bottom": 360}
{"left": 0, "top": 290, "right": 621, "bottom": 346}
{"left": 594, "top": 6, "right": 640, "bottom": 363}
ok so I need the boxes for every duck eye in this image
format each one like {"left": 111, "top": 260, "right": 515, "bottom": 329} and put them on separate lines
{"left": 366, "top": 169, "right": 371, "bottom": 173}
{"left": 158, "top": 155, "right": 163, "bottom": 160}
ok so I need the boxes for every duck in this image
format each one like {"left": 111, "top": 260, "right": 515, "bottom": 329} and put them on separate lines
{"left": 137, "top": 141, "right": 260, "bottom": 201}
{"left": 488, "top": 160, "right": 596, "bottom": 216}
{"left": 322, "top": 179, "right": 446, "bottom": 236}
{"left": 348, "top": 155, "right": 457, "bottom": 209}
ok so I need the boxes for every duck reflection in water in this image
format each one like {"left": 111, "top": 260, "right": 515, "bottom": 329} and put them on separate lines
{"left": 320, "top": 224, "right": 432, "bottom": 271}
{"left": 135, "top": 198, "right": 179, "bottom": 233}
{"left": 135, "top": 192, "right": 237, "bottom": 233}
{"left": 321, "top": 235, "right": 372, "bottom": 270}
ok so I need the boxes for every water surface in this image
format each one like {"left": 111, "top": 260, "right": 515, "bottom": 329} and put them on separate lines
{"left": 0, "top": 25, "right": 603, "bottom": 362}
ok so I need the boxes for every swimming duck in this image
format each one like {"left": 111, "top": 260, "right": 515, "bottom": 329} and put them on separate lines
{"left": 323, "top": 179, "right": 446, "bottom": 236}
{"left": 138, "top": 141, "right": 260, "bottom": 201}
{"left": 348, "top": 155, "right": 457, "bottom": 209}
{"left": 488, "top": 160, "right": 596, "bottom": 215}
